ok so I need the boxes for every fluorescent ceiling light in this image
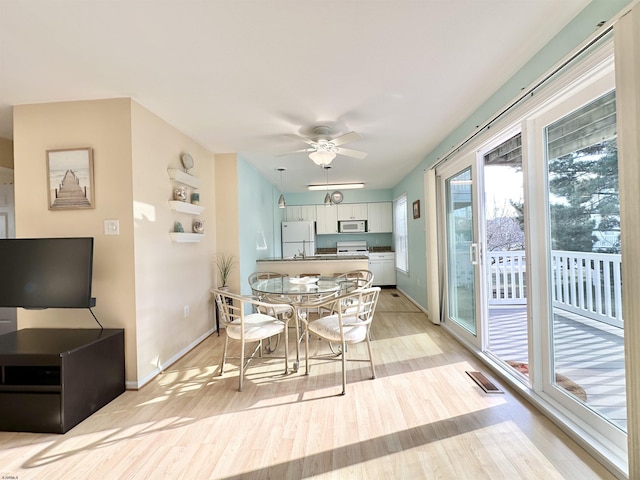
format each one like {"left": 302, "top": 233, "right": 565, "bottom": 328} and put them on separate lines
{"left": 308, "top": 183, "right": 365, "bottom": 191}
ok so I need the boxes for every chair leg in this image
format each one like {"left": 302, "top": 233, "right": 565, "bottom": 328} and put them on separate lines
{"left": 340, "top": 340, "right": 347, "bottom": 395}
{"left": 366, "top": 334, "right": 376, "bottom": 379}
{"left": 239, "top": 339, "right": 245, "bottom": 392}
{"left": 220, "top": 335, "right": 229, "bottom": 375}
{"left": 283, "top": 329, "right": 289, "bottom": 374}
{"left": 305, "top": 326, "right": 310, "bottom": 375}
{"left": 293, "top": 314, "right": 300, "bottom": 372}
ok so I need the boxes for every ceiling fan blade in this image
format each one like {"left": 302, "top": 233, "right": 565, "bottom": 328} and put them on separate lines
{"left": 276, "top": 148, "right": 312, "bottom": 157}
{"left": 336, "top": 147, "right": 368, "bottom": 160}
{"left": 297, "top": 136, "right": 315, "bottom": 145}
{"left": 330, "top": 131, "right": 361, "bottom": 146}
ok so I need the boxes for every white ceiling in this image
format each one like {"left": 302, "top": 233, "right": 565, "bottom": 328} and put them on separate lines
{"left": 0, "top": 0, "right": 592, "bottom": 192}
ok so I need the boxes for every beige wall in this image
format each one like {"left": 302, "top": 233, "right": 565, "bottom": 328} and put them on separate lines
{"left": 13, "top": 98, "right": 138, "bottom": 379}
{"left": 214, "top": 154, "right": 241, "bottom": 293}
{"left": 130, "top": 101, "right": 216, "bottom": 384}
{"left": 0, "top": 137, "right": 13, "bottom": 169}
{"left": 12, "top": 98, "right": 218, "bottom": 387}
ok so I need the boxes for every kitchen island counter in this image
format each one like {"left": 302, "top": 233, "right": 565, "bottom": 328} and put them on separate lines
{"left": 256, "top": 256, "right": 368, "bottom": 276}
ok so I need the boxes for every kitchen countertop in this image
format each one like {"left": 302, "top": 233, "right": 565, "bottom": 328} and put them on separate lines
{"left": 257, "top": 255, "right": 369, "bottom": 262}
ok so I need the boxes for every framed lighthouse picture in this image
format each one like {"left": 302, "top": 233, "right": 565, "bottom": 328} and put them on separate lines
{"left": 47, "top": 148, "right": 95, "bottom": 210}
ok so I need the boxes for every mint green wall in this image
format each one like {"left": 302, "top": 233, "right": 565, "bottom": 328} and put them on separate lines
{"left": 393, "top": 0, "right": 632, "bottom": 309}
{"left": 237, "top": 156, "right": 284, "bottom": 294}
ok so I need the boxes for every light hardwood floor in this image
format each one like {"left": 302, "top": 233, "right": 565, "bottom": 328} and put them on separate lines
{"left": 0, "top": 289, "right": 615, "bottom": 479}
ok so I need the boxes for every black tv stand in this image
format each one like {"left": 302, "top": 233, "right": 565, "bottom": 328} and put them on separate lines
{"left": 0, "top": 328, "right": 125, "bottom": 433}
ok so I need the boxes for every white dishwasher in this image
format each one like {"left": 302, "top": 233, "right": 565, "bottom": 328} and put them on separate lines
{"left": 368, "top": 252, "right": 396, "bottom": 286}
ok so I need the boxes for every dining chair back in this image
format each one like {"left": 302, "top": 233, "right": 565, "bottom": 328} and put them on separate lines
{"left": 320, "top": 269, "right": 375, "bottom": 317}
{"left": 336, "top": 269, "right": 374, "bottom": 290}
{"left": 303, "top": 286, "right": 381, "bottom": 395}
{"left": 248, "top": 271, "right": 288, "bottom": 296}
{"left": 212, "top": 288, "right": 295, "bottom": 391}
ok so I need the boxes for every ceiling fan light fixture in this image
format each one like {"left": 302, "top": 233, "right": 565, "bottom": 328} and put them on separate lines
{"left": 309, "top": 150, "right": 336, "bottom": 166}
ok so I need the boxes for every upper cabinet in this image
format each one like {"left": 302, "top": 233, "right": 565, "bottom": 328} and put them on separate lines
{"left": 285, "top": 205, "right": 316, "bottom": 222}
{"left": 316, "top": 205, "right": 338, "bottom": 234}
{"left": 337, "top": 203, "right": 368, "bottom": 221}
{"left": 367, "top": 202, "right": 393, "bottom": 233}
{"left": 284, "top": 202, "right": 393, "bottom": 235}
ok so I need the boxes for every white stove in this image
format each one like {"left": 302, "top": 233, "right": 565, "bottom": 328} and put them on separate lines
{"left": 336, "top": 241, "right": 369, "bottom": 257}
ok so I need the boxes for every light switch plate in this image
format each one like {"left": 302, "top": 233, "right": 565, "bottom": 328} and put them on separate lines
{"left": 104, "top": 219, "right": 120, "bottom": 235}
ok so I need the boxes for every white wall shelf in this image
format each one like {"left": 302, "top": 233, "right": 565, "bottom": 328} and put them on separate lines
{"left": 168, "top": 200, "right": 204, "bottom": 215}
{"left": 169, "top": 232, "right": 204, "bottom": 243}
{"left": 167, "top": 169, "right": 202, "bottom": 189}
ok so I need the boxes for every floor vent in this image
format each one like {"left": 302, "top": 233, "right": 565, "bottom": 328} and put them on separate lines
{"left": 466, "top": 371, "right": 503, "bottom": 394}
{"left": 391, "top": 293, "right": 400, "bottom": 297}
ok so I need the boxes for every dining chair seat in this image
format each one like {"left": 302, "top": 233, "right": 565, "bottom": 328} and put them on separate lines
{"left": 225, "top": 313, "right": 285, "bottom": 342}
{"left": 306, "top": 313, "right": 369, "bottom": 343}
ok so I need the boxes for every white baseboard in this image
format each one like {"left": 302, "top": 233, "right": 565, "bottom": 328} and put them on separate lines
{"left": 394, "top": 287, "right": 434, "bottom": 321}
{"left": 126, "top": 327, "right": 217, "bottom": 390}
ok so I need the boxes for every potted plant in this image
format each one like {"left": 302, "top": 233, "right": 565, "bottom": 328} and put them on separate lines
{"left": 214, "top": 253, "right": 235, "bottom": 290}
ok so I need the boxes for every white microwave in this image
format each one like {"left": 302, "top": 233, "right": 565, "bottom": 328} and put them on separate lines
{"left": 339, "top": 220, "right": 366, "bottom": 233}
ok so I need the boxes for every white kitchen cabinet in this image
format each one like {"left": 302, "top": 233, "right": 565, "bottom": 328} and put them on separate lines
{"left": 286, "top": 205, "right": 316, "bottom": 222}
{"left": 337, "top": 203, "right": 368, "bottom": 221}
{"left": 316, "top": 205, "right": 338, "bottom": 234}
{"left": 368, "top": 252, "right": 396, "bottom": 286}
{"left": 367, "top": 202, "right": 393, "bottom": 233}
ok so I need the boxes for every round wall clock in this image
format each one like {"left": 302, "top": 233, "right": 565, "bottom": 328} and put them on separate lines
{"left": 331, "top": 191, "right": 344, "bottom": 204}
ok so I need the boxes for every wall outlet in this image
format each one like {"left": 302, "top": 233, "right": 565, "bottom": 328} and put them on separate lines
{"left": 417, "top": 278, "right": 421, "bottom": 286}
{"left": 184, "top": 305, "right": 190, "bottom": 318}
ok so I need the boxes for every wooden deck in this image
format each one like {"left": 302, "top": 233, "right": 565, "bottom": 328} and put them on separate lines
{"left": 487, "top": 304, "right": 627, "bottom": 431}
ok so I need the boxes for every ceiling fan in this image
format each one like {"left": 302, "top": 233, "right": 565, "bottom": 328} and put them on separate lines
{"left": 281, "top": 126, "right": 368, "bottom": 166}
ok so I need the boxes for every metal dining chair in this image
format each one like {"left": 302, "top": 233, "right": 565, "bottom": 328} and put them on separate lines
{"left": 302, "top": 287, "right": 381, "bottom": 395}
{"left": 212, "top": 288, "right": 295, "bottom": 391}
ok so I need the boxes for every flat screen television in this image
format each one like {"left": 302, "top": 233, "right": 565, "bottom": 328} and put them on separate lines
{"left": 0, "top": 237, "right": 95, "bottom": 309}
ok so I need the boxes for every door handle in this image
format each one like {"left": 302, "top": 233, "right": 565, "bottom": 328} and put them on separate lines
{"left": 469, "top": 243, "right": 479, "bottom": 265}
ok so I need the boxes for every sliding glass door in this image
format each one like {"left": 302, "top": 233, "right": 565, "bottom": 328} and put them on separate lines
{"left": 537, "top": 88, "right": 626, "bottom": 433}
{"left": 435, "top": 53, "right": 626, "bottom": 454}
{"left": 481, "top": 133, "right": 529, "bottom": 370}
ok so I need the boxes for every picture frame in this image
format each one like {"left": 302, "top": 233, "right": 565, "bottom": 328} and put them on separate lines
{"left": 413, "top": 199, "right": 420, "bottom": 219}
{"left": 47, "top": 148, "right": 95, "bottom": 210}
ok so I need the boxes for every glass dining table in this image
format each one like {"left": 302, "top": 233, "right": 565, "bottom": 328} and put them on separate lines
{"left": 249, "top": 275, "right": 355, "bottom": 371}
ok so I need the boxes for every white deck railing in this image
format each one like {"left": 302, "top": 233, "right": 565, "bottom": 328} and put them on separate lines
{"left": 551, "top": 250, "right": 622, "bottom": 328}
{"left": 488, "top": 251, "right": 527, "bottom": 305}
{"left": 487, "top": 250, "right": 623, "bottom": 328}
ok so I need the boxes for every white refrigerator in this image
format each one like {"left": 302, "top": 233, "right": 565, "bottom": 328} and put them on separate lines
{"left": 282, "top": 221, "right": 316, "bottom": 258}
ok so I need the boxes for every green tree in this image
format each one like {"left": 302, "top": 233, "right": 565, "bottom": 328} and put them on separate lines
{"left": 547, "top": 139, "right": 619, "bottom": 252}
{"left": 511, "top": 138, "right": 619, "bottom": 253}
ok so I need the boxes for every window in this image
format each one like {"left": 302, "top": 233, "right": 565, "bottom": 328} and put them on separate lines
{"left": 393, "top": 194, "right": 408, "bottom": 273}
